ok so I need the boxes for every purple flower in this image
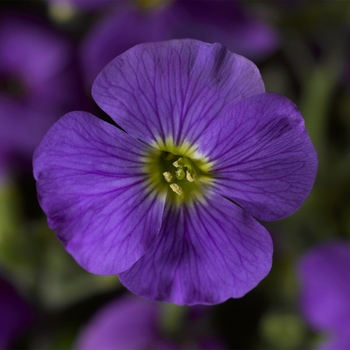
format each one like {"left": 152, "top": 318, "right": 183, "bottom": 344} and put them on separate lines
{"left": 75, "top": 293, "right": 224, "bottom": 350}
{"left": 0, "top": 14, "right": 83, "bottom": 177}
{"left": 0, "top": 277, "right": 33, "bottom": 348}
{"left": 172, "top": 0, "right": 279, "bottom": 60}
{"left": 80, "top": 0, "right": 279, "bottom": 85}
{"left": 34, "top": 39, "right": 317, "bottom": 305}
{"left": 298, "top": 241, "right": 350, "bottom": 350}
{"left": 75, "top": 294, "right": 176, "bottom": 350}
{"left": 80, "top": 3, "right": 176, "bottom": 85}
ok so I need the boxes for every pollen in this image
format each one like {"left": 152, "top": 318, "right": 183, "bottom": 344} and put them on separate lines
{"left": 173, "top": 158, "right": 184, "bottom": 168}
{"left": 170, "top": 183, "right": 183, "bottom": 196}
{"left": 163, "top": 171, "right": 173, "bottom": 183}
{"left": 186, "top": 170, "right": 195, "bottom": 182}
{"left": 142, "top": 137, "right": 214, "bottom": 205}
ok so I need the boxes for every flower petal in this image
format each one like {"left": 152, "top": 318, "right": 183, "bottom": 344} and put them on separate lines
{"left": 33, "top": 111, "right": 165, "bottom": 274}
{"left": 92, "top": 39, "right": 265, "bottom": 146}
{"left": 297, "top": 241, "right": 350, "bottom": 334}
{"left": 197, "top": 93, "right": 318, "bottom": 221}
{"left": 119, "top": 192, "right": 272, "bottom": 305}
{"left": 0, "top": 15, "right": 70, "bottom": 86}
{"left": 75, "top": 294, "right": 161, "bottom": 350}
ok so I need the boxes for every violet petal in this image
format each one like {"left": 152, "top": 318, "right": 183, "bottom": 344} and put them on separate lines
{"left": 75, "top": 295, "right": 161, "bottom": 350}
{"left": 119, "top": 192, "right": 272, "bottom": 305}
{"left": 33, "top": 111, "right": 165, "bottom": 274}
{"left": 298, "top": 241, "right": 350, "bottom": 335}
{"left": 92, "top": 39, "right": 265, "bottom": 146}
{"left": 198, "top": 93, "right": 317, "bottom": 221}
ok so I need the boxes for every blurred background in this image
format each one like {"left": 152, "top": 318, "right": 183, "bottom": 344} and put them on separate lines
{"left": 1, "top": 0, "right": 350, "bottom": 349}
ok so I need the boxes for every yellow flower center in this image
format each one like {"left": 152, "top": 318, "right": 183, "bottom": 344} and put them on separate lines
{"left": 142, "top": 137, "right": 214, "bottom": 206}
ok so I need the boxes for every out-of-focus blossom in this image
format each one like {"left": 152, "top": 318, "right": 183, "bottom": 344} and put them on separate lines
{"left": 0, "top": 276, "right": 33, "bottom": 348}
{"left": 75, "top": 293, "right": 224, "bottom": 350}
{"left": 172, "top": 0, "right": 279, "bottom": 60}
{"left": 0, "top": 14, "right": 84, "bottom": 178}
{"left": 297, "top": 240, "right": 350, "bottom": 350}
{"left": 80, "top": 2, "right": 175, "bottom": 85}
{"left": 34, "top": 39, "right": 317, "bottom": 305}
{"left": 81, "top": 0, "right": 279, "bottom": 85}
{"left": 75, "top": 294, "right": 176, "bottom": 350}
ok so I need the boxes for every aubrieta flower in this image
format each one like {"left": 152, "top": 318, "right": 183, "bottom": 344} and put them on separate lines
{"left": 172, "top": 0, "right": 279, "bottom": 60}
{"left": 75, "top": 293, "right": 225, "bottom": 350}
{"left": 298, "top": 241, "right": 350, "bottom": 350}
{"left": 34, "top": 39, "right": 317, "bottom": 305}
{"left": 0, "top": 14, "right": 83, "bottom": 178}
{"left": 75, "top": 294, "right": 174, "bottom": 350}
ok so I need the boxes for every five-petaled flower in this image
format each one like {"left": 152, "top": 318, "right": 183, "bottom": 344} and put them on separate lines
{"left": 33, "top": 39, "right": 317, "bottom": 305}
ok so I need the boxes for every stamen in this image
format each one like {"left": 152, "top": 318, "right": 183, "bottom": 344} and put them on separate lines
{"left": 173, "top": 158, "right": 184, "bottom": 168}
{"left": 143, "top": 137, "right": 214, "bottom": 205}
{"left": 163, "top": 171, "right": 173, "bottom": 183}
{"left": 170, "top": 183, "right": 183, "bottom": 195}
{"left": 186, "top": 170, "right": 195, "bottom": 182}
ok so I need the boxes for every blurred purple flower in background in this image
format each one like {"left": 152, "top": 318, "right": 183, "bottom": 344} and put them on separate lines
{"left": 298, "top": 241, "right": 350, "bottom": 350}
{"left": 75, "top": 293, "right": 224, "bottom": 350}
{"left": 0, "top": 14, "right": 84, "bottom": 179}
{"left": 33, "top": 39, "right": 317, "bottom": 305}
{"left": 75, "top": 294, "right": 176, "bottom": 350}
{"left": 172, "top": 0, "right": 279, "bottom": 60}
{"left": 80, "top": 1, "right": 176, "bottom": 85}
{"left": 0, "top": 276, "right": 33, "bottom": 349}
{"left": 80, "top": 0, "right": 279, "bottom": 85}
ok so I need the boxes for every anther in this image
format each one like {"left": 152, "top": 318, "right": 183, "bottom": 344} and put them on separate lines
{"left": 169, "top": 183, "right": 183, "bottom": 195}
{"left": 186, "top": 170, "right": 195, "bottom": 182}
{"left": 163, "top": 172, "right": 173, "bottom": 183}
{"left": 173, "top": 158, "right": 184, "bottom": 168}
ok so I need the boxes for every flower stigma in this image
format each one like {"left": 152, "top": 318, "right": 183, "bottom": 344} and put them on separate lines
{"left": 143, "top": 137, "right": 214, "bottom": 206}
